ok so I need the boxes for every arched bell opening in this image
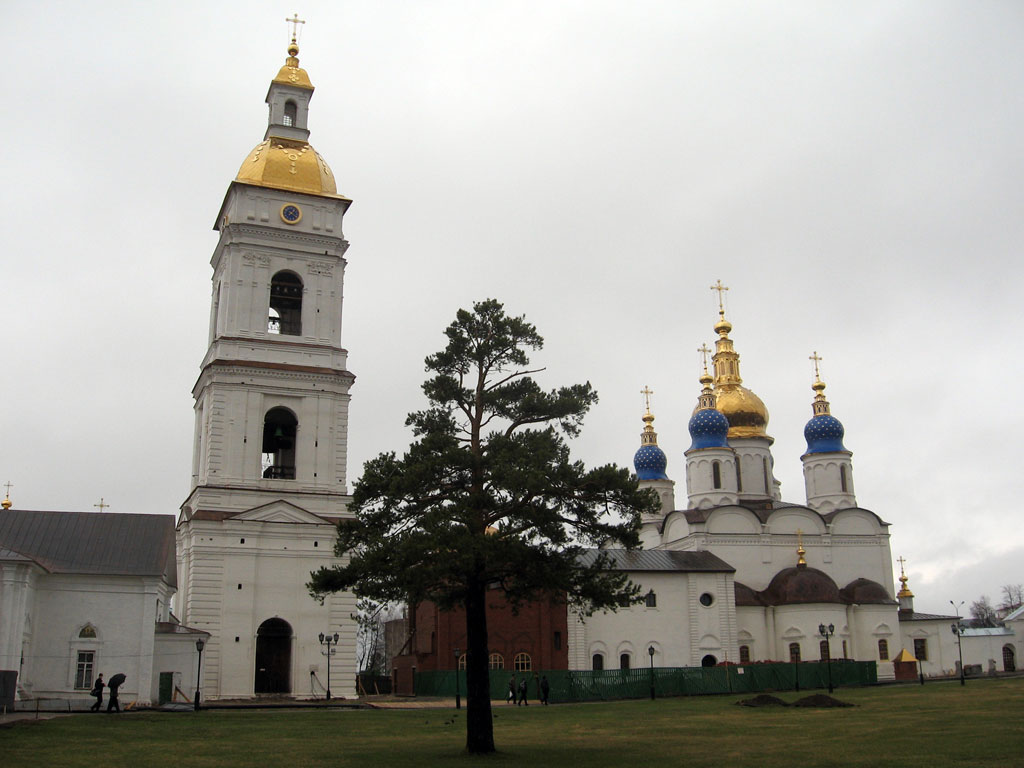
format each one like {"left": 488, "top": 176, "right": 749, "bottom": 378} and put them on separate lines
{"left": 268, "top": 271, "right": 303, "bottom": 335}
{"left": 262, "top": 407, "right": 297, "bottom": 479}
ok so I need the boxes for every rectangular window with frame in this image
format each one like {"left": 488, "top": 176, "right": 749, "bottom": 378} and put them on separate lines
{"left": 75, "top": 651, "right": 95, "bottom": 690}
{"left": 913, "top": 638, "right": 928, "bottom": 661}
{"left": 553, "top": 631, "right": 562, "bottom": 650}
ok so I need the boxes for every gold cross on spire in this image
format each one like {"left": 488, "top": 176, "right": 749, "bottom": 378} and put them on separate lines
{"left": 809, "top": 351, "right": 823, "bottom": 381}
{"left": 897, "top": 555, "right": 907, "bottom": 575}
{"left": 2, "top": 481, "right": 11, "bottom": 497}
{"left": 698, "top": 343, "right": 712, "bottom": 374}
{"left": 1, "top": 480, "right": 11, "bottom": 510}
{"left": 710, "top": 280, "right": 729, "bottom": 316}
{"left": 94, "top": 498, "right": 110, "bottom": 512}
{"left": 286, "top": 12, "right": 305, "bottom": 43}
{"left": 640, "top": 385, "right": 654, "bottom": 414}
{"left": 796, "top": 528, "right": 806, "bottom": 565}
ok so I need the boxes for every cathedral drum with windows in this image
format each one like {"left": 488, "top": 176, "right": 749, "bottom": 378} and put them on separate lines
{"left": 176, "top": 38, "right": 358, "bottom": 700}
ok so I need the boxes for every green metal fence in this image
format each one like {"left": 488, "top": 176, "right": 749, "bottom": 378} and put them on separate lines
{"left": 415, "top": 660, "right": 877, "bottom": 702}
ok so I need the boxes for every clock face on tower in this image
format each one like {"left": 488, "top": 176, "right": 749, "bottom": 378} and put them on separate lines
{"left": 280, "top": 204, "right": 303, "bottom": 224}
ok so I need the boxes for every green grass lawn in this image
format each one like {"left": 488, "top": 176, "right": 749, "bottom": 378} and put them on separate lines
{"left": 3, "top": 679, "right": 1022, "bottom": 767}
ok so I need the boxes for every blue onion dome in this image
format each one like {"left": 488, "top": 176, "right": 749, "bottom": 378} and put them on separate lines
{"left": 688, "top": 371, "right": 730, "bottom": 450}
{"left": 804, "top": 372, "right": 846, "bottom": 454}
{"left": 634, "top": 401, "right": 669, "bottom": 480}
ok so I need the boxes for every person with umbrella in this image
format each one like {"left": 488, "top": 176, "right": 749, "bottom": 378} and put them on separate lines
{"left": 106, "top": 673, "right": 126, "bottom": 713}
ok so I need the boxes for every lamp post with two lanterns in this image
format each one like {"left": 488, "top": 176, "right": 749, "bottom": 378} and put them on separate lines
{"left": 319, "top": 632, "right": 340, "bottom": 700}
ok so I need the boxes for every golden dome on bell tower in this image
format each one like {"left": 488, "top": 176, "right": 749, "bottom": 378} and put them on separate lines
{"left": 233, "top": 31, "right": 348, "bottom": 200}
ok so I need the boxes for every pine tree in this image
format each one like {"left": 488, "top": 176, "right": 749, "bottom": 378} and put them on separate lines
{"left": 309, "top": 299, "right": 656, "bottom": 753}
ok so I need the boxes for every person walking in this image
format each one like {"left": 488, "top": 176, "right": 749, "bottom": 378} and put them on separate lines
{"left": 518, "top": 675, "right": 529, "bottom": 706}
{"left": 106, "top": 673, "right": 125, "bottom": 713}
{"left": 539, "top": 675, "right": 550, "bottom": 705}
{"left": 89, "top": 674, "right": 105, "bottom": 712}
{"left": 508, "top": 675, "right": 517, "bottom": 704}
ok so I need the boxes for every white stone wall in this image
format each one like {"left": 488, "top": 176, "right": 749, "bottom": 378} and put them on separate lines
{"left": 568, "top": 571, "right": 735, "bottom": 670}
{"left": 176, "top": 512, "right": 357, "bottom": 699}
{"left": 17, "top": 574, "right": 168, "bottom": 705}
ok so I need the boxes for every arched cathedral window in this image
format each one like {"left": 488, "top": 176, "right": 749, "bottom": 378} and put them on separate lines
{"left": 789, "top": 642, "right": 801, "bottom": 663}
{"left": 712, "top": 461, "right": 721, "bottom": 489}
{"left": 269, "top": 271, "right": 303, "bottom": 336}
{"left": 840, "top": 465, "right": 848, "bottom": 493}
{"left": 262, "top": 407, "right": 297, "bottom": 479}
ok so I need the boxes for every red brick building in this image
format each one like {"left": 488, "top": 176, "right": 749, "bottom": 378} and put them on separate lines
{"left": 391, "top": 589, "right": 568, "bottom": 695}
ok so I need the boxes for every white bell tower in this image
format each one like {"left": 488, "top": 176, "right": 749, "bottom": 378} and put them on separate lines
{"left": 181, "top": 36, "right": 355, "bottom": 519}
{"left": 175, "top": 32, "right": 359, "bottom": 701}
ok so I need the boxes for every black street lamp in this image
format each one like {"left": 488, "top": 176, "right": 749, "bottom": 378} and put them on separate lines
{"left": 194, "top": 638, "right": 205, "bottom": 711}
{"left": 453, "top": 648, "right": 462, "bottom": 710}
{"left": 648, "top": 646, "right": 656, "bottom": 700}
{"left": 950, "top": 600, "right": 966, "bottom": 686}
{"left": 319, "top": 631, "right": 340, "bottom": 700}
{"left": 818, "top": 623, "right": 835, "bottom": 694}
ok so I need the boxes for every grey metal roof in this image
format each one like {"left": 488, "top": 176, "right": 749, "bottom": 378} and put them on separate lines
{"left": 580, "top": 549, "right": 735, "bottom": 573}
{"left": 898, "top": 611, "right": 960, "bottom": 622}
{"left": 0, "top": 510, "right": 176, "bottom": 585}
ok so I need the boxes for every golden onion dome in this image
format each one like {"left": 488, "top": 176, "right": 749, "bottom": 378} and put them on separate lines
{"left": 711, "top": 383, "right": 770, "bottom": 438}
{"left": 235, "top": 138, "right": 340, "bottom": 197}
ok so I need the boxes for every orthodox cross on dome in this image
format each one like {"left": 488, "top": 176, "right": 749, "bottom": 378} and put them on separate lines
{"left": 698, "top": 343, "right": 712, "bottom": 374}
{"left": 640, "top": 385, "right": 654, "bottom": 414}
{"left": 897, "top": 555, "right": 907, "bottom": 573}
{"left": 809, "top": 351, "right": 823, "bottom": 382}
{"left": 94, "top": 497, "right": 110, "bottom": 512}
{"left": 1, "top": 480, "right": 11, "bottom": 510}
{"left": 796, "top": 528, "right": 806, "bottom": 566}
{"left": 710, "top": 280, "right": 729, "bottom": 318}
{"left": 286, "top": 12, "right": 306, "bottom": 43}
{"left": 2, "top": 481, "right": 11, "bottom": 497}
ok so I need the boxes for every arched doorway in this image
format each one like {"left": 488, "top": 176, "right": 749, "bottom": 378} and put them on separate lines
{"left": 1003, "top": 644, "right": 1016, "bottom": 672}
{"left": 255, "top": 618, "right": 293, "bottom": 694}
{"left": 701, "top": 654, "right": 718, "bottom": 667}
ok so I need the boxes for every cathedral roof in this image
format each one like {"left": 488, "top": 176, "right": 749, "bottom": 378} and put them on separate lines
{"left": 734, "top": 581, "right": 766, "bottom": 606}
{"left": 761, "top": 565, "right": 841, "bottom": 605}
{"left": 0, "top": 510, "right": 176, "bottom": 585}
{"left": 838, "top": 577, "right": 895, "bottom": 605}
{"left": 580, "top": 549, "right": 734, "bottom": 573}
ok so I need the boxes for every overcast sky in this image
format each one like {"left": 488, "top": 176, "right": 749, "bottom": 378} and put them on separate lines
{"left": 3, "top": 1, "right": 1022, "bottom": 614}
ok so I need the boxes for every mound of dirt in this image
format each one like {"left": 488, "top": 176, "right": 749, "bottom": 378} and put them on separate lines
{"left": 792, "top": 693, "right": 854, "bottom": 708}
{"left": 736, "top": 694, "right": 790, "bottom": 707}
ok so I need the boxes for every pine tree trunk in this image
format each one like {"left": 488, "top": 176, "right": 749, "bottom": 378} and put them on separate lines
{"left": 464, "top": 577, "right": 495, "bottom": 753}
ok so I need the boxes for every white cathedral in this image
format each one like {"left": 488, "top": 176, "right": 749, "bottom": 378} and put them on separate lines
{"left": 1, "top": 39, "right": 1019, "bottom": 709}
